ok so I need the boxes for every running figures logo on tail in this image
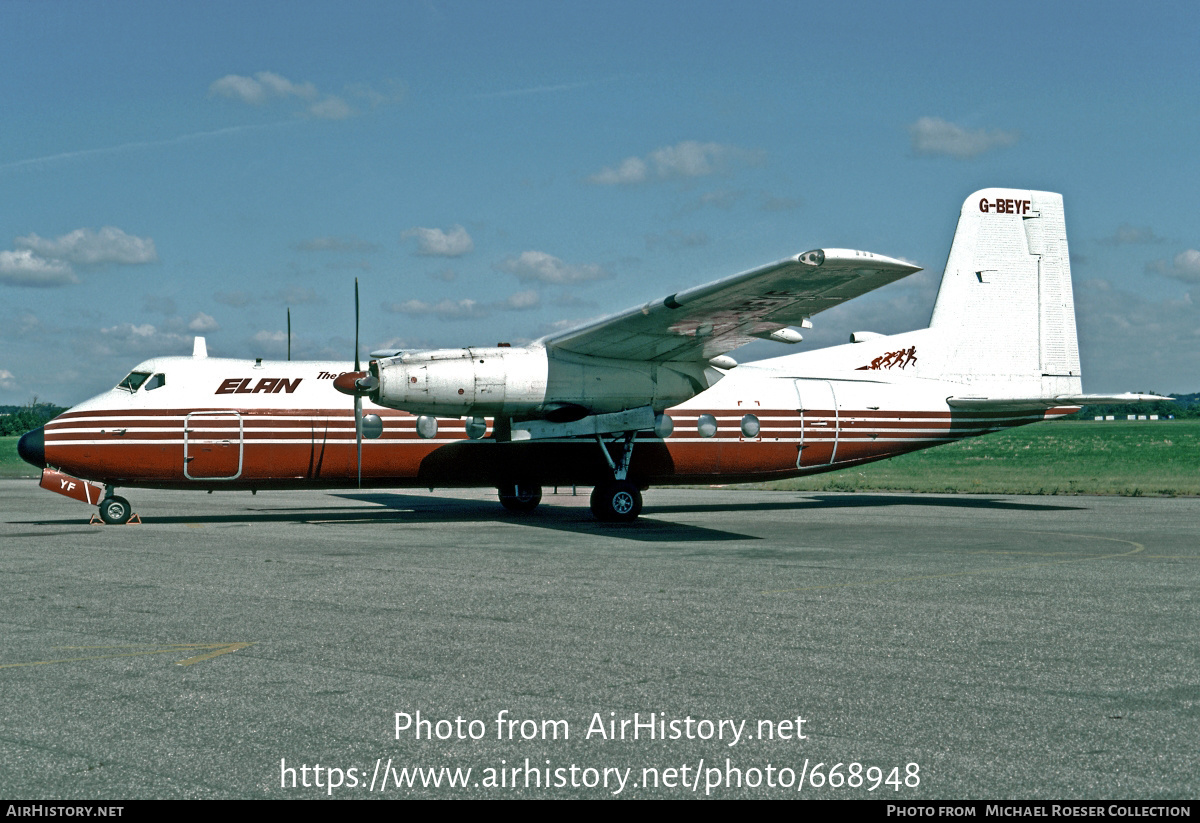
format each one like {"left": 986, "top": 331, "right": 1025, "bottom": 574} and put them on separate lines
{"left": 856, "top": 346, "right": 917, "bottom": 371}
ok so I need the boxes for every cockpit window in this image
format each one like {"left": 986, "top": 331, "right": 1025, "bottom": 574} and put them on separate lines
{"left": 116, "top": 371, "right": 152, "bottom": 392}
{"left": 145, "top": 373, "right": 166, "bottom": 391}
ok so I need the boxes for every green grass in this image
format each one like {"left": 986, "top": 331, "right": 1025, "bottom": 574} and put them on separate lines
{"left": 743, "top": 420, "right": 1200, "bottom": 496}
{"left": 0, "top": 436, "right": 34, "bottom": 478}
{"left": 3, "top": 421, "right": 1197, "bottom": 493}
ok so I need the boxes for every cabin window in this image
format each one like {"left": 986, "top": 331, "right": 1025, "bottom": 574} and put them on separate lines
{"left": 697, "top": 414, "right": 717, "bottom": 438}
{"left": 116, "top": 371, "right": 151, "bottom": 392}
{"left": 145, "top": 373, "right": 166, "bottom": 391}
{"left": 740, "top": 414, "right": 760, "bottom": 438}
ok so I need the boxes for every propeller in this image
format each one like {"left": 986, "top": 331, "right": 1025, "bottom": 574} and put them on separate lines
{"left": 332, "top": 278, "right": 378, "bottom": 487}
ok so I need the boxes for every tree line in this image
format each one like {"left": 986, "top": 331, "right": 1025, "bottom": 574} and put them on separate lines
{"left": 1071, "top": 393, "right": 1200, "bottom": 420}
{"left": 0, "top": 400, "right": 68, "bottom": 437}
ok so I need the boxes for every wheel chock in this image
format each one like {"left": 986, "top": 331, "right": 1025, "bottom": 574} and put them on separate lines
{"left": 127, "top": 514, "right": 143, "bottom": 525}
{"left": 89, "top": 513, "right": 104, "bottom": 525}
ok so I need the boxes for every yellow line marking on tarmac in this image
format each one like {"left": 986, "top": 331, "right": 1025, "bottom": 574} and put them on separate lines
{"left": 0, "top": 642, "right": 254, "bottom": 669}
{"left": 765, "top": 532, "right": 1145, "bottom": 594}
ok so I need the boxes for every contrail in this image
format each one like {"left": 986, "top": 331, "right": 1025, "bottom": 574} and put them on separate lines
{"left": 0, "top": 120, "right": 297, "bottom": 174}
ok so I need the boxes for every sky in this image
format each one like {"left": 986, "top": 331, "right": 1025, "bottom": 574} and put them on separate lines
{"left": 2, "top": 0, "right": 1198, "bottom": 405}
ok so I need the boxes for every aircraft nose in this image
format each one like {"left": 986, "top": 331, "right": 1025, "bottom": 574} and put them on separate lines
{"left": 17, "top": 426, "right": 45, "bottom": 469}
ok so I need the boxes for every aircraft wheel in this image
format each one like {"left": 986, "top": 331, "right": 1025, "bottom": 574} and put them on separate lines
{"left": 98, "top": 496, "right": 132, "bottom": 525}
{"left": 498, "top": 484, "right": 542, "bottom": 513}
{"left": 590, "top": 481, "right": 642, "bottom": 522}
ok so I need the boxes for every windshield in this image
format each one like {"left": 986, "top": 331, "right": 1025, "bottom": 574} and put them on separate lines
{"left": 116, "top": 371, "right": 151, "bottom": 392}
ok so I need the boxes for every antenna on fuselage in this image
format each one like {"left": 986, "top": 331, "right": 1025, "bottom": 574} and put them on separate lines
{"left": 287, "top": 308, "right": 291, "bottom": 361}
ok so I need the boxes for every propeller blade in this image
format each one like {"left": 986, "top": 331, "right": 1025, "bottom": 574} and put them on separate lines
{"left": 355, "top": 395, "right": 363, "bottom": 489}
{"left": 353, "top": 278, "right": 362, "bottom": 487}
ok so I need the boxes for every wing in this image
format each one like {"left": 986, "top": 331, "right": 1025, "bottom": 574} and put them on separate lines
{"left": 541, "top": 248, "right": 921, "bottom": 362}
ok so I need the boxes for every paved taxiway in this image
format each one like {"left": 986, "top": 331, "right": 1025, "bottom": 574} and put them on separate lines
{"left": 1, "top": 479, "right": 1197, "bottom": 798}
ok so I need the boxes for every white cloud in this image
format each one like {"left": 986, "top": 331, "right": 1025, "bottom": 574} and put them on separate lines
{"left": 1099, "top": 224, "right": 1166, "bottom": 246}
{"left": 385, "top": 289, "right": 542, "bottom": 320}
{"left": 15, "top": 227, "right": 157, "bottom": 265}
{"left": 403, "top": 225, "right": 474, "bottom": 257}
{"left": 0, "top": 369, "right": 16, "bottom": 391}
{"left": 209, "top": 71, "right": 318, "bottom": 105}
{"left": 907, "top": 117, "right": 1019, "bottom": 159}
{"left": 209, "top": 74, "right": 269, "bottom": 105}
{"left": 209, "top": 72, "right": 378, "bottom": 121}
{"left": 308, "top": 96, "right": 355, "bottom": 120}
{"left": 502, "top": 290, "right": 541, "bottom": 311}
{"left": 588, "top": 141, "right": 762, "bottom": 185}
{"left": 254, "top": 71, "right": 319, "bottom": 101}
{"left": 97, "top": 322, "right": 190, "bottom": 356}
{"left": 0, "top": 250, "right": 77, "bottom": 286}
{"left": 496, "top": 250, "right": 609, "bottom": 284}
{"left": 188, "top": 312, "right": 220, "bottom": 332}
{"left": 1147, "top": 249, "right": 1200, "bottom": 283}
{"left": 589, "top": 156, "right": 649, "bottom": 185}
{"left": 387, "top": 298, "right": 490, "bottom": 320}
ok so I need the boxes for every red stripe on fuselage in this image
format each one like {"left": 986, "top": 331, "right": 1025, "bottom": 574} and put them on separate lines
{"left": 41, "top": 405, "right": 1067, "bottom": 489}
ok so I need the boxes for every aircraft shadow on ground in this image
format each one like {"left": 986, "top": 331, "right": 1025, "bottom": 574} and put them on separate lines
{"left": 15, "top": 491, "right": 1080, "bottom": 541}
{"left": 646, "top": 492, "right": 1084, "bottom": 515}
{"left": 15, "top": 492, "right": 754, "bottom": 543}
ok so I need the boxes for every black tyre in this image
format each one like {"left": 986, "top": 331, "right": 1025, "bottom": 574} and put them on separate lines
{"left": 98, "top": 496, "right": 132, "bottom": 525}
{"left": 589, "top": 481, "right": 642, "bottom": 522}
{"left": 498, "top": 484, "right": 542, "bottom": 513}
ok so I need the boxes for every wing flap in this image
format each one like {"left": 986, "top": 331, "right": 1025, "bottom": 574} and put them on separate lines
{"left": 544, "top": 249, "right": 920, "bottom": 362}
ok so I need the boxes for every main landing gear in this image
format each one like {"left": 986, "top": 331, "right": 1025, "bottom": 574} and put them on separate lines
{"left": 494, "top": 428, "right": 648, "bottom": 522}
{"left": 589, "top": 480, "right": 642, "bottom": 522}
{"left": 498, "top": 483, "right": 542, "bottom": 513}
{"left": 589, "top": 431, "right": 643, "bottom": 522}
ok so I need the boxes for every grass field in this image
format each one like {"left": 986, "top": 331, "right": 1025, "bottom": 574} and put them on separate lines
{"left": 744, "top": 420, "right": 1200, "bottom": 496}
{"left": 2, "top": 420, "right": 1197, "bottom": 493}
{"left": 0, "top": 436, "right": 30, "bottom": 479}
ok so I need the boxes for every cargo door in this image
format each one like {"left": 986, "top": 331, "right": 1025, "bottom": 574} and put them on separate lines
{"left": 794, "top": 379, "right": 839, "bottom": 467}
{"left": 184, "top": 411, "right": 243, "bottom": 480}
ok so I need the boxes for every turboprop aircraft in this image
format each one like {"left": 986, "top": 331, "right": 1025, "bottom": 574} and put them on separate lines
{"left": 18, "top": 189, "right": 1164, "bottom": 523}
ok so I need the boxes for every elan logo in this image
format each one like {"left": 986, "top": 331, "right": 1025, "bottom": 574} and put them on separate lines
{"left": 216, "top": 377, "right": 302, "bottom": 394}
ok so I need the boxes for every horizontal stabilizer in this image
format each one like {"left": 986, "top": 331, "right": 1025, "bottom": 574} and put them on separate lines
{"left": 947, "top": 393, "right": 1172, "bottom": 410}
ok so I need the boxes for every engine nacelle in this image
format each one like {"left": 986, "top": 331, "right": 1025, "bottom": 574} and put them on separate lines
{"left": 370, "top": 345, "right": 720, "bottom": 419}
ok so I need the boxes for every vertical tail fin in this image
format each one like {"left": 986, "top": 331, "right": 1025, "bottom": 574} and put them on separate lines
{"left": 921, "top": 188, "right": 1081, "bottom": 396}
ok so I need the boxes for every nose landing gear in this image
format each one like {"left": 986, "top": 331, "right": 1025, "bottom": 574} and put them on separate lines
{"left": 96, "top": 494, "right": 136, "bottom": 525}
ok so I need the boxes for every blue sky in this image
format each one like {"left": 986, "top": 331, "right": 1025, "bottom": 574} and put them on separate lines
{"left": 2, "top": 0, "right": 1198, "bottom": 405}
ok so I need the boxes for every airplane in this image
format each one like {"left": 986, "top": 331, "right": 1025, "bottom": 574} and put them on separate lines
{"left": 17, "top": 188, "right": 1164, "bottom": 524}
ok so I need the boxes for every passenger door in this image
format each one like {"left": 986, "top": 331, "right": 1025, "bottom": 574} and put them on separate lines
{"left": 184, "top": 412, "right": 243, "bottom": 480}
{"left": 794, "top": 380, "right": 840, "bottom": 468}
